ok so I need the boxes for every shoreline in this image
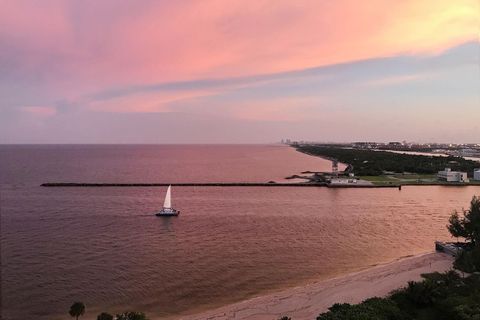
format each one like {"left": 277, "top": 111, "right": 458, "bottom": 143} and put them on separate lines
{"left": 172, "top": 252, "right": 453, "bottom": 320}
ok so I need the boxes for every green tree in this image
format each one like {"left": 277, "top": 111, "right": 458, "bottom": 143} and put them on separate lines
{"left": 453, "top": 245, "right": 480, "bottom": 273}
{"left": 316, "top": 298, "right": 407, "bottom": 320}
{"left": 116, "top": 311, "right": 148, "bottom": 320}
{"left": 448, "top": 211, "right": 468, "bottom": 239}
{"left": 404, "top": 279, "right": 443, "bottom": 306}
{"left": 447, "top": 196, "right": 480, "bottom": 246}
{"left": 97, "top": 312, "right": 114, "bottom": 320}
{"left": 69, "top": 302, "right": 86, "bottom": 320}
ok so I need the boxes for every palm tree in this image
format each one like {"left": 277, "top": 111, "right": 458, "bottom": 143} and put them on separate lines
{"left": 69, "top": 302, "right": 85, "bottom": 320}
{"left": 97, "top": 312, "right": 114, "bottom": 320}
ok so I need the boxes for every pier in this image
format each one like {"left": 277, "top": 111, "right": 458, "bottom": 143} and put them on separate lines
{"left": 40, "top": 182, "right": 401, "bottom": 188}
{"left": 434, "top": 241, "right": 465, "bottom": 257}
{"left": 41, "top": 182, "right": 324, "bottom": 187}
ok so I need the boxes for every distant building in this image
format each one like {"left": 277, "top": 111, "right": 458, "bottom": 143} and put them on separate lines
{"left": 437, "top": 168, "right": 469, "bottom": 183}
{"left": 353, "top": 142, "right": 378, "bottom": 149}
{"left": 474, "top": 169, "right": 480, "bottom": 181}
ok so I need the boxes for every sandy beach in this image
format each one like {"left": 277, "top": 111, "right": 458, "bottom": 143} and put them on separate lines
{"left": 178, "top": 252, "right": 453, "bottom": 320}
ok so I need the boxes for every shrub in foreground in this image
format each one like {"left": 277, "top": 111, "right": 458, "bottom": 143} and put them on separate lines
{"left": 316, "top": 297, "right": 408, "bottom": 320}
{"left": 115, "top": 311, "right": 149, "bottom": 320}
{"left": 316, "top": 272, "right": 480, "bottom": 320}
{"left": 97, "top": 312, "right": 114, "bottom": 320}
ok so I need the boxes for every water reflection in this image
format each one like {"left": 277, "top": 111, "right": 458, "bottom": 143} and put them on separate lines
{"left": 157, "top": 216, "right": 177, "bottom": 233}
{"left": 2, "top": 145, "right": 479, "bottom": 320}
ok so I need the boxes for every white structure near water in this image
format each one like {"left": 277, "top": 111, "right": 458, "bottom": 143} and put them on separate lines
{"left": 474, "top": 169, "right": 480, "bottom": 181}
{"left": 437, "top": 168, "right": 469, "bottom": 183}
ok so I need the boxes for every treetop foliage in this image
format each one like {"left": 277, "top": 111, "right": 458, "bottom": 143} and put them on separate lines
{"left": 296, "top": 145, "right": 477, "bottom": 176}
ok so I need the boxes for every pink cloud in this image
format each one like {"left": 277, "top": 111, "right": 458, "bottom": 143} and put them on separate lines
{"left": 1, "top": 0, "right": 476, "bottom": 93}
{"left": 1, "top": 1, "right": 478, "bottom": 144}
{"left": 22, "top": 106, "right": 57, "bottom": 116}
{"left": 224, "top": 97, "right": 319, "bottom": 122}
{"left": 87, "top": 89, "right": 219, "bottom": 113}
{"left": 362, "top": 74, "right": 428, "bottom": 87}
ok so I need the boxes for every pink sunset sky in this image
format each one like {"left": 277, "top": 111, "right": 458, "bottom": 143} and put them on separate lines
{"left": 1, "top": 0, "right": 479, "bottom": 143}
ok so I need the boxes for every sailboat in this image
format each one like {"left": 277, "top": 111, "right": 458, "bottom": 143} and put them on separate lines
{"left": 155, "top": 185, "right": 180, "bottom": 216}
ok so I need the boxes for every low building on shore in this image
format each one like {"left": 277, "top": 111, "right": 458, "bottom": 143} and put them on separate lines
{"left": 437, "top": 168, "right": 469, "bottom": 183}
{"left": 474, "top": 169, "right": 480, "bottom": 181}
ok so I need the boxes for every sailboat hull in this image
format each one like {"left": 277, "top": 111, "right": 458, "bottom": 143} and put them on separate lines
{"left": 155, "top": 209, "right": 180, "bottom": 217}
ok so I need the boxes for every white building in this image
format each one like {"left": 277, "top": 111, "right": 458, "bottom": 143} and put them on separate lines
{"left": 474, "top": 169, "right": 480, "bottom": 181}
{"left": 437, "top": 168, "right": 469, "bottom": 183}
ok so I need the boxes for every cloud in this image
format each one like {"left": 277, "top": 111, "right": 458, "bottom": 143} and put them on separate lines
{"left": 0, "top": 1, "right": 478, "bottom": 143}
{"left": 86, "top": 89, "right": 219, "bottom": 113}
{"left": 78, "top": 40, "right": 477, "bottom": 119}
{"left": 1, "top": 0, "right": 477, "bottom": 90}
{"left": 22, "top": 106, "right": 57, "bottom": 117}
{"left": 362, "top": 74, "right": 427, "bottom": 87}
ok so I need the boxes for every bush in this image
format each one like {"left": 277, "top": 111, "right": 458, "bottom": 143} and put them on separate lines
{"left": 454, "top": 246, "right": 480, "bottom": 273}
{"left": 316, "top": 297, "right": 408, "bottom": 320}
{"left": 97, "top": 313, "right": 114, "bottom": 320}
{"left": 115, "top": 312, "right": 148, "bottom": 320}
{"left": 316, "top": 272, "right": 480, "bottom": 320}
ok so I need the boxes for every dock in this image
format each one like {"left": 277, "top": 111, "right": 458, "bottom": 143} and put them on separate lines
{"left": 434, "top": 241, "right": 464, "bottom": 257}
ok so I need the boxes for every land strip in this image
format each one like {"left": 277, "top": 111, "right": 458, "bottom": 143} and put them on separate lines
{"left": 295, "top": 145, "right": 478, "bottom": 176}
{"left": 294, "top": 144, "right": 480, "bottom": 186}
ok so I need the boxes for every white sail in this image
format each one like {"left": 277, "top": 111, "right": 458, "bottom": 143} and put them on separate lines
{"left": 163, "top": 185, "right": 172, "bottom": 208}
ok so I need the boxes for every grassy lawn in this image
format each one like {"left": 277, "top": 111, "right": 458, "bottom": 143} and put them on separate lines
{"left": 359, "top": 176, "right": 396, "bottom": 182}
{"left": 392, "top": 174, "right": 436, "bottom": 180}
{"left": 360, "top": 174, "right": 436, "bottom": 182}
{"left": 358, "top": 176, "right": 399, "bottom": 186}
{"left": 359, "top": 174, "right": 480, "bottom": 186}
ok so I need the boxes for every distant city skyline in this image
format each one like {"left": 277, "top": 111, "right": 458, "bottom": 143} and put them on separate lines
{"left": 1, "top": 0, "right": 479, "bottom": 143}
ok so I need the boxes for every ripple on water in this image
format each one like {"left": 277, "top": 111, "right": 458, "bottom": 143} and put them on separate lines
{"left": 1, "top": 145, "right": 479, "bottom": 320}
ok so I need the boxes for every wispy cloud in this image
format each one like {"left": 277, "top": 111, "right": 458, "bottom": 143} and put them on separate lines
{"left": 81, "top": 41, "right": 478, "bottom": 115}
{"left": 0, "top": 1, "right": 478, "bottom": 143}
{"left": 22, "top": 106, "right": 57, "bottom": 117}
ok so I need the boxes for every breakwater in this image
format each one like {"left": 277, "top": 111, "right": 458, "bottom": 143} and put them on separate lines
{"left": 41, "top": 182, "right": 324, "bottom": 187}
{"left": 40, "top": 182, "right": 401, "bottom": 188}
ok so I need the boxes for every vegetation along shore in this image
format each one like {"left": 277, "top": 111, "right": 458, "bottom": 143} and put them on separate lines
{"left": 295, "top": 144, "right": 480, "bottom": 186}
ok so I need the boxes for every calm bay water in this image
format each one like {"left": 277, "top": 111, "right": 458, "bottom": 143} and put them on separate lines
{"left": 1, "top": 145, "right": 479, "bottom": 320}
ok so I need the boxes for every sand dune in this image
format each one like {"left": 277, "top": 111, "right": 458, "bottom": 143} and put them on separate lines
{"left": 178, "top": 252, "right": 453, "bottom": 320}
